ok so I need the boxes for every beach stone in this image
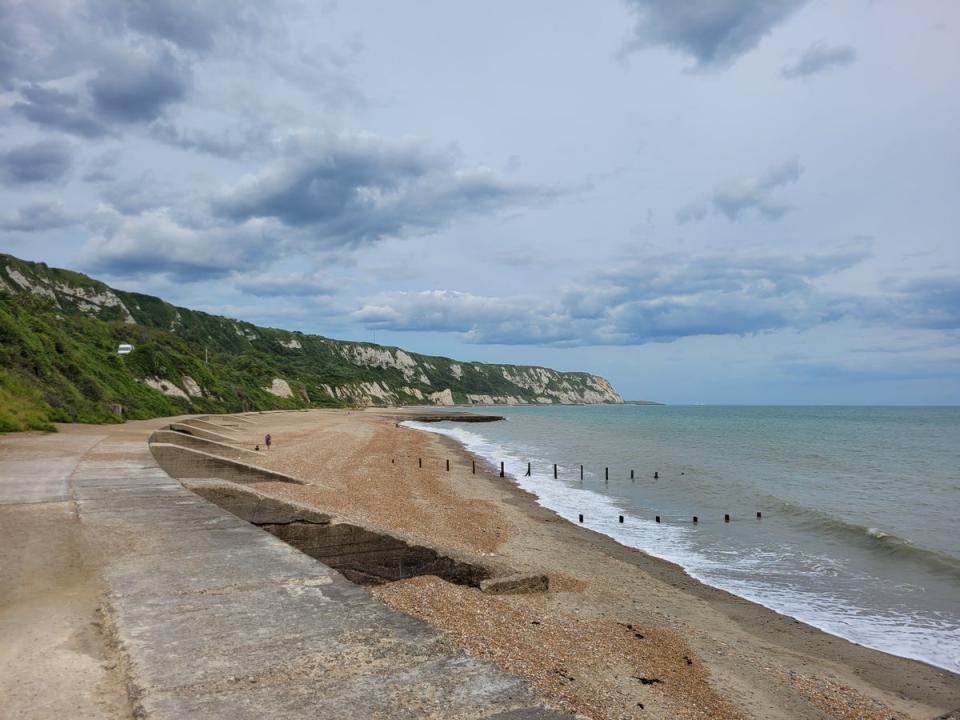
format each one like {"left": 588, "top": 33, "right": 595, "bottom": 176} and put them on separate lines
{"left": 480, "top": 573, "right": 550, "bottom": 595}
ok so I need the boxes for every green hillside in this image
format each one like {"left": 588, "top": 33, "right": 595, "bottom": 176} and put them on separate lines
{"left": 0, "top": 254, "right": 622, "bottom": 432}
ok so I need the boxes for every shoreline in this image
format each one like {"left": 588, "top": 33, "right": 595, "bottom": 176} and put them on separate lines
{"left": 423, "top": 424, "right": 960, "bottom": 678}
{"left": 409, "top": 417, "right": 958, "bottom": 677}
{"left": 223, "top": 409, "right": 959, "bottom": 718}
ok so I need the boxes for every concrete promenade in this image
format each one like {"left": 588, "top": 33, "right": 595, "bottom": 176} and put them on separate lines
{"left": 0, "top": 419, "right": 567, "bottom": 719}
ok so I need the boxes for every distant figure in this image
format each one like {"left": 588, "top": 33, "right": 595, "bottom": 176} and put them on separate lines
{"left": 265, "top": 433, "right": 272, "bottom": 450}
{"left": 255, "top": 444, "right": 260, "bottom": 451}
{"left": 654, "top": 471, "right": 659, "bottom": 479}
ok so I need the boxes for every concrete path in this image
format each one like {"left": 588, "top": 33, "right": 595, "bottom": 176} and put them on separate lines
{"left": 0, "top": 421, "right": 567, "bottom": 719}
{"left": 0, "top": 427, "right": 128, "bottom": 720}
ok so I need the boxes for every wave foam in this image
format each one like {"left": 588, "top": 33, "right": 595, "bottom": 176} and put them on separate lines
{"left": 403, "top": 420, "right": 960, "bottom": 674}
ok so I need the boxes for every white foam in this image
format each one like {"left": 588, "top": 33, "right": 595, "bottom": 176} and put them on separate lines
{"left": 403, "top": 420, "right": 960, "bottom": 674}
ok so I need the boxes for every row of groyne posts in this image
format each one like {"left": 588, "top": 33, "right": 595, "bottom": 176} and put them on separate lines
{"left": 391, "top": 455, "right": 764, "bottom": 526}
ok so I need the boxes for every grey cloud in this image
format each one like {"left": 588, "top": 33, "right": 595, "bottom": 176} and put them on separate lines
{"left": 354, "top": 291, "right": 580, "bottom": 345}
{"left": 0, "top": 140, "right": 72, "bottom": 185}
{"left": 885, "top": 276, "right": 960, "bottom": 331}
{"left": 90, "top": 0, "right": 279, "bottom": 53}
{"left": 83, "top": 170, "right": 115, "bottom": 184}
{"left": 621, "top": 0, "right": 808, "bottom": 68}
{"left": 355, "top": 248, "right": 870, "bottom": 346}
{"left": 782, "top": 42, "right": 856, "bottom": 79}
{"left": 0, "top": 199, "right": 82, "bottom": 232}
{"left": 782, "top": 358, "right": 959, "bottom": 383}
{"left": 97, "top": 175, "right": 193, "bottom": 215}
{"left": 213, "top": 131, "right": 550, "bottom": 247}
{"left": 678, "top": 158, "right": 803, "bottom": 223}
{"left": 11, "top": 84, "right": 111, "bottom": 138}
{"left": 80, "top": 129, "right": 544, "bottom": 282}
{"left": 88, "top": 48, "right": 190, "bottom": 123}
{"left": 149, "top": 119, "right": 273, "bottom": 159}
{"left": 80, "top": 208, "right": 275, "bottom": 281}
{"left": 2, "top": 1, "right": 257, "bottom": 136}
{"left": 234, "top": 272, "right": 335, "bottom": 297}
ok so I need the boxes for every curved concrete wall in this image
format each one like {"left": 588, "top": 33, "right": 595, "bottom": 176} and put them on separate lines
{"left": 167, "top": 423, "right": 239, "bottom": 444}
{"left": 180, "top": 418, "right": 240, "bottom": 436}
{"left": 148, "top": 442, "right": 305, "bottom": 485}
{"left": 183, "top": 479, "right": 330, "bottom": 524}
{"left": 184, "top": 479, "right": 491, "bottom": 587}
{"left": 148, "top": 430, "right": 259, "bottom": 461}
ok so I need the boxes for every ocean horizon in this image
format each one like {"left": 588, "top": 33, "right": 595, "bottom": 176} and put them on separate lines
{"left": 406, "top": 403, "right": 960, "bottom": 673}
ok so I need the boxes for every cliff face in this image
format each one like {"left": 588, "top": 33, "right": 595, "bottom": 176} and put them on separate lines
{"left": 0, "top": 254, "right": 622, "bottom": 430}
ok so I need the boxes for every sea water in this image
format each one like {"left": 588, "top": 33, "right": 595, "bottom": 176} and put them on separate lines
{"left": 405, "top": 405, "right": 960, "bottom": 673}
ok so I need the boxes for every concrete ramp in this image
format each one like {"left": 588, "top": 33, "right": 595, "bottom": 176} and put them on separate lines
{"left": 185, "top": 479, "right": 495, "bottom": 587}
{"left": 149, "top": 443, "right": 305, "bottom": 485}
{"left": 149, "top": 430, "right": 259, "bottom": 461}
{"left": 180, "top": 418, "right": 240, "bottom": 436}
{"left": 168, "top": 422, "right": 240, "bottom": 445}
{"left": 66, "top": 429, "right": 567, "bottom": 719}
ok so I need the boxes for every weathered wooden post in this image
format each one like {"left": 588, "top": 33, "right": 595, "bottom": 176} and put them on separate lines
{"left": 418, "top": 457, "right": 422, "bottom": 468}
{"left": 619, "top": 515, "right": 624, "bottom": 523}
{"left": 578, "top": 513, "right": 583, "bottom": 523}
{"left": 553, "top": 463, "right": 557, "bottom": 479}
{"left": 655, "top": 515, "right": 661, "bottom": 523}
{"left": 693, "top": 516, "right": 698, "bottom": 524}
{"left": 525, "top": 462, "right": 531, "bottom": 477}
{"left": 446, "top": 459, "right": 450, "bottom": 472}
{"left": 580, "top": 465, "right": 583, "bottom": 481}
{"left": 472, "top": 459, "right": 476, "bottom": 474}
{"left": 724, "top": 513, "right": 730, "bottom": 523}
{"left": 500, "top": 461, "right": 504, "bottom": 478}
{"left": 605, "top": 467, "right": 609, "bottom": 482}
{"left": 630, "top": 469, "right": 634, "bottom": 480}
{"left": 756, "top": 511, "right": 762, "bottom": 519}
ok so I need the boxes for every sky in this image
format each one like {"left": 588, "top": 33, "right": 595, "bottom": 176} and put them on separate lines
{"left": 1, "top": 0, "right": 958, "bottom": 404}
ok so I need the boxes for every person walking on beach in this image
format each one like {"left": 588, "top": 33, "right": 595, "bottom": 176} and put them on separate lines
{"left": 265, "top": 433, "right": 272, "bottom": 451}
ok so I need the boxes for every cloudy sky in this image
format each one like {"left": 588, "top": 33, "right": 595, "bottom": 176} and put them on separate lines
{"left": 1, "top": 1, "right": 958, "bottom": 404}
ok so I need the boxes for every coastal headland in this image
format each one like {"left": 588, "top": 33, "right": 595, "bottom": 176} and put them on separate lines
{"left": 1, "top": 409, "right": 957, "bottom": 719}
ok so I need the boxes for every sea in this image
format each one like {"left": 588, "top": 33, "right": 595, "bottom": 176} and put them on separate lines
{"left": 404, "top": 404, "right": 960, "bottom": 673}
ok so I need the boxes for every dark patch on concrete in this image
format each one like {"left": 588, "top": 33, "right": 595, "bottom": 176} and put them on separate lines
{"left": 185, "top": 479, "right": 491, "bottom": 588}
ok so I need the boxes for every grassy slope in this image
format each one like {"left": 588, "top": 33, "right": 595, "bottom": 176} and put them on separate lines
{"left": 0, "top": 254, "right": 619, "bottom": 432}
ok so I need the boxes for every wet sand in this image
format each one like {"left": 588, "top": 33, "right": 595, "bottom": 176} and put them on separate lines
{"left": 232, "top": 409, "right": 960, "bottom": 720}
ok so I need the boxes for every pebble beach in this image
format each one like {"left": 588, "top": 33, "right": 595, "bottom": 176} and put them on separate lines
{"left": 235, "top": 409, "right": 960, "bottom": 720}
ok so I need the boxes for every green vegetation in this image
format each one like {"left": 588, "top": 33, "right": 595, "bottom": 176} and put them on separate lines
{"left": 0, "top": 253, "right": 621, "bottom": 432}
